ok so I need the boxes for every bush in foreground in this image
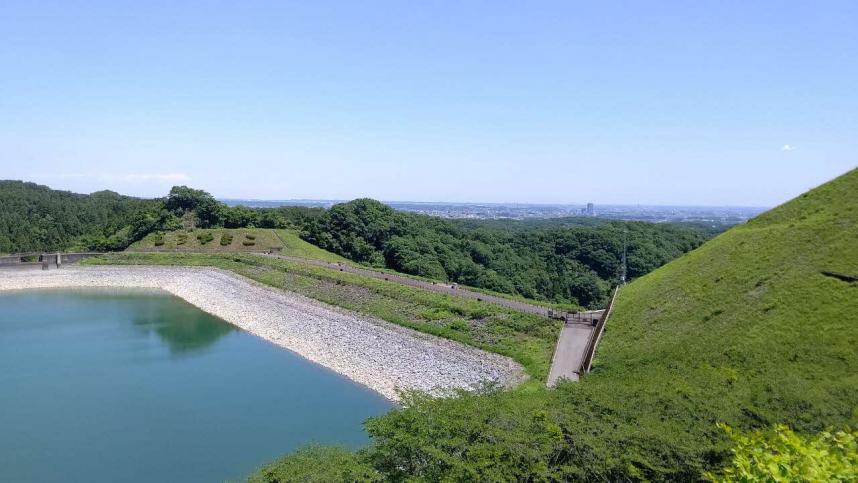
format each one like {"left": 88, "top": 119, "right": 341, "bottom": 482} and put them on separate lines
{"left": 250, "top": 446, "right": 378, "bottom": 483}
{"left": 708, "top": 424, "right": 857, "bottom": 482}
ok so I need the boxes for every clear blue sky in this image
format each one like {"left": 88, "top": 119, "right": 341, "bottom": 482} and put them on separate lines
{"left": 1, "top": 1, "right": 855, "bottom": 206}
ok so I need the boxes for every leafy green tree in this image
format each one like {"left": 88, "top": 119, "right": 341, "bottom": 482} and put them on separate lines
{"left": 257, "top": 209, "right": 287, "bottom": 228}
{"left": 709, "top": 424, "right": 857, "bottom": 482}
{"left": 165, "top": 185, "right": 214, "bottom": 213}
{"left": 222, "top": 205, "right": 259, "bottom": 228}
{"left": 194, "top": 197, "right": 224, "bottom": 228}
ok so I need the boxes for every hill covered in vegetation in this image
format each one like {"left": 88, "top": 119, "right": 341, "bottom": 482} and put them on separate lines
{"left": 253, "top": 169, "right": 858, "bottom": 481}
{"left": 0, "top": 182, "right": 709, "bottom": 306}
{"left": 301, "top": 199, "right": 710, "bottom": 307}
{"left": 0, "top": 183, "right": 303, "bottom": 254}
{"left": 0, "top": 180, "right": 159, "bottom": 253}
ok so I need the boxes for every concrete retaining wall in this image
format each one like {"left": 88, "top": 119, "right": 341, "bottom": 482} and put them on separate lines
{"left": 0, "top": 252, "right": 100, "bottom": 269}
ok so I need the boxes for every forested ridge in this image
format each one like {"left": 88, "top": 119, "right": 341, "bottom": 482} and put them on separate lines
{"left": 301, "top": 199, "right": 709, "bottom": 307}
{"left": 1, "top": 180, "right": 710, "bottom": 306}
{"left": 0, "top": 181, "right": 160, "bottom": 253}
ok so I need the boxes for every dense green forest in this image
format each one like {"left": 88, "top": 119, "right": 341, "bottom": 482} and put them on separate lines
{"left": 0, "top": 181, "right": 161, "bottom": 253}
{"left": 301, "top": 199, "right": 710, "bottom": 306}
{"left": 1, "top": 181, "right": 709, "bottom": 306}
{"left": 251, "top": 171, "right": 858, "bottom": 481}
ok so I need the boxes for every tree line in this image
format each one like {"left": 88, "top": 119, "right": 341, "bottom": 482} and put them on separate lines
{"left": 1, "top": 181, "right": 711, "bottom": 306}
{"left": 300, "top": 198, "right": 710, "bottom": 307}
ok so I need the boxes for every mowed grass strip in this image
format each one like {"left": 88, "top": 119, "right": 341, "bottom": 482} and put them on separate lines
{"left": 83, "top": 252, "right": 560, "bottom": 381}
{"left": 272, "top": 229, "right": 350, "bottom": 262}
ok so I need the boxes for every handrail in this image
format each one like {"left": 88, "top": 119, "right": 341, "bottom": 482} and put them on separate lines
{"left": 1, "top": 251, "right": 102, "bottom": 258}
{"left": 579, "top": 286, "right": 619, "bottom": 373}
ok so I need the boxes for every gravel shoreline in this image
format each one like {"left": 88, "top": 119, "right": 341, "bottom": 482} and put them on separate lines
{"left": 0, "top": 266, "right": 526, "bottom": 401}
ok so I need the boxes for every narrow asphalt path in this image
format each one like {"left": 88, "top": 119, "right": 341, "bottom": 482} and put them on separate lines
{"left": 547, "top": 322, "right": 597, "bottom": 385}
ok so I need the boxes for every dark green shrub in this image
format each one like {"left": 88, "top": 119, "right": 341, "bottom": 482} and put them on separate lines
{"left": 249, "top": 445, "right": 379, "bottom": 483}
{"left": 220, "top": 233, "right": 234, "bottom": 246}
{"left": 196, "top": 232, "right": 214, "bottom": 245}
{"left": 242, "top": 240, "right": 256, "bottom": 246}
{"left": 245, "top": 233, "right": 256, "bottom": 240}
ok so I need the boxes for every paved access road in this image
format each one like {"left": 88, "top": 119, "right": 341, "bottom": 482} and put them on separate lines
{"left": 546, "top": 322, "right": 597, "bottom": 385}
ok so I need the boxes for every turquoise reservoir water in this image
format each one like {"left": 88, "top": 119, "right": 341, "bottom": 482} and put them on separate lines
{"left": 0, "top": 289, "right": 392, "bottom": 482}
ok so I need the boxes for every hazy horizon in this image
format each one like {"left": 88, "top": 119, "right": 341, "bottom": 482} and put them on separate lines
{"left": 4, "top": 177, "right": 775, "bottom": 209}
{"left": 220, "top": 196, "right": 770, "bottom": 210}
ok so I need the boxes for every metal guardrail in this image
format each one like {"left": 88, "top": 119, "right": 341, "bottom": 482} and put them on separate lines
{"left": 579, "top": 286, "right": 619, "bottom": 373}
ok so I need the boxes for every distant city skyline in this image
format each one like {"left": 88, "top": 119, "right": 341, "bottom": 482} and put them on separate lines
{"left": 222, "top": 197, "right": 769, "bottom": 208}
{"left": 222, "top": 198, "right": 767, "bottom": 225}
{"left": 2, "top": 2, "right": 856, "bottom": 206}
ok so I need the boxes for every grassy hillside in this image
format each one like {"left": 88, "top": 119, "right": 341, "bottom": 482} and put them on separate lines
{"left": 127, "top": 228, "right": 352, "bottom": 262}
{"left": 273, "top": 229, "right": 349, "bottom": 262}
{"left": 596, "top": 167, "right": 858, "bottom": 435}
{"left": 251, "top": 168, "right": 858, "bottom": 481}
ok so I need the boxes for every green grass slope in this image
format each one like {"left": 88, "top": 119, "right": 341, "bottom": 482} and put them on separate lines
{"left": 127, "top": 228, "right": 351, "bottom": 262}
{"left": 574, "top": 167, "right": 858, "bottom": 475}
{"left": 128, "top": 228, "right": 282, "bottom": 252}
{"left": 597, "top": 167, "right": 857, "bottom": 429}
{"left": 273, "top": 229, "right": 349, "bottom": 262}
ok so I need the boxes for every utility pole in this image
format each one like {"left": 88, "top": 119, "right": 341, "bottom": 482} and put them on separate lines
{"left": 620, "top": 227, "right": 627, "bottom": 285}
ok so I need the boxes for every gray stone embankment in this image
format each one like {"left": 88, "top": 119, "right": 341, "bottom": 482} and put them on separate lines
{"left": 0, "top": 266, "right": 526, "bottom": 401}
